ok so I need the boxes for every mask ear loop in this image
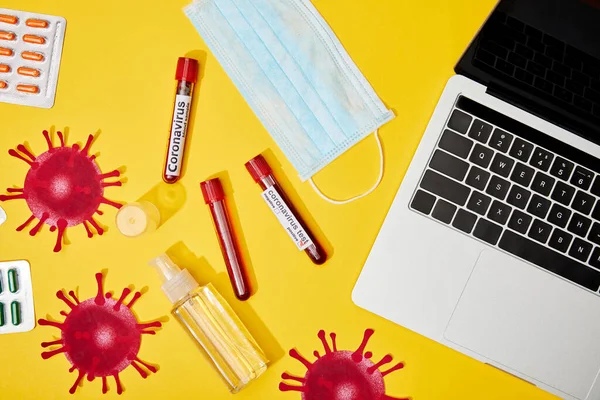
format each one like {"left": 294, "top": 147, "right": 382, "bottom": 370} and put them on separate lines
{"left": 309, "top": 130, "right": 384, "bottom": 205}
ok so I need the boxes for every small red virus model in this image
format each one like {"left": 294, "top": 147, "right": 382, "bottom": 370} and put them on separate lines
{"left": 0, "top": 129, "right": 123, "bottom": 252}
{"left": 280, "top": 329, "right": 409, "bottom": 400}
{"left": 38, "top": 272, "right": 162, "bottom": 395}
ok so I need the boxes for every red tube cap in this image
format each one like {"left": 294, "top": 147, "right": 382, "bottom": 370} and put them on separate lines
{"left": 200, "top": 178, "right": 225, "bottom": 204}
{"left": 176, "top": 57, "right": 199, "bottom": 83}
{"left": 245, "top": 154, "right": 273, "bottom": 183}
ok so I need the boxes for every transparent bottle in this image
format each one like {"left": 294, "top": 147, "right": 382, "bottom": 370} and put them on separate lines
{"left": 149, "top": 254, "right": 268, "bottom": 393}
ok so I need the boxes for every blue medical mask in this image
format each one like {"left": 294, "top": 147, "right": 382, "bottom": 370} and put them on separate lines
{"left": 184, "top": 0, "right": 395, "bottom": 203}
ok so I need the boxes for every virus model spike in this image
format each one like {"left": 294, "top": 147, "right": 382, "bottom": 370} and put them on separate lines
{"left": 38, "top": 272, "right": 162, "bottom": 395}
{"left": 280, "top": 329, "right": 409, "bottom": 400}
{"left": 0, "top": 129, "right": 124, "bottom": 252}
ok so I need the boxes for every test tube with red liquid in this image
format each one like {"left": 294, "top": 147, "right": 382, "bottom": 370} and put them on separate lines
{"left": 163, "top": 57, "right": 199, "bottom": 184}
{"left": 245, "top": 155, "right": 327, "bottom": 265}
{"left": 201, "top": 178, "right": 251, "bottom": 301}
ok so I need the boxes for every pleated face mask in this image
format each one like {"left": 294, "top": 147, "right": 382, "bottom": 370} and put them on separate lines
{"left": 184, "top": 0, "right": 395, "bottom": 203}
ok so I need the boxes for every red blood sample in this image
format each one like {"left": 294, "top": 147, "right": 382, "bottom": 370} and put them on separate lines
{"left": 201, "top": 178, "right": 251, "bottom": 301}
{"left": 245, "top": 155, "right": 327, "bottom": 265}
{"left": 279, "top": 329, "right": 408, "bottom": 400}
{"left": 163, "top": 57, "right": 199, "bottom": 183}
{"left": 38, "top": 272, "right": 162, "bottom": 395}
{"left": 0, "top": 130, "right": 123, "bottom": 252}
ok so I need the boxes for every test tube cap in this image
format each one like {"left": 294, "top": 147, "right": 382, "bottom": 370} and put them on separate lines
{"left": 200, "top": 178, "right": 225, "bottom": 204}
{"left": 245, "top": 154, "right": 273, "bottom": 183}
{"left": 176, "top": 57, "right": 199, "bottom": 83}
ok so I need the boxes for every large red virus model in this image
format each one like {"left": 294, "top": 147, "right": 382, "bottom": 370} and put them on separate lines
{"left": 0, "top": 129, "right": 123, "bottom": 252}
{"left": 38, "top": 272, "right": 162, "bottom": 395}
{"left": 280, "top": 329, "right": 409, "bottom": 400}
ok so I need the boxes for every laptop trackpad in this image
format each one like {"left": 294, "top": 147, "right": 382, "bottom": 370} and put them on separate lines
{"left": 444, "top": 250, "right": 600, "bottom": 399}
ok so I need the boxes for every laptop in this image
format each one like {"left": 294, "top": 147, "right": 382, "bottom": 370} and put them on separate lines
{"left": 353, "top": 1, "right": 600, "bottom": 399}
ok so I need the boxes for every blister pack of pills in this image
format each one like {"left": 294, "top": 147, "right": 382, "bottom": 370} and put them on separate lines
{"left": 0, "top": 8, "right": 66, "bottom": 108}
{"left": 0, "top": 260, "right": 35, "bottom": 334}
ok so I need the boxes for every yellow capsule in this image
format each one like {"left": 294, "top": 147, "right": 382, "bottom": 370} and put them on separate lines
{"left": 0, "top": 31, "right": 15, "bottom": 41}
{"left": 26, "top": 19, "right": 48, "bottom": 29}
{"left": 0, "top": 47, "right": 13, "bottom": 56}
{"left": 0, "top": 64, "right": 10, "bottom": 73}
{"left": 17, "top": 67, "right": 39, "bottom": 77}
{"left": 16, "top": 84, "right": 39, "bottom": 94}
{"left": 21, "top": 51, "right": 44, "bottom": 62}
{"left": 23, "top": 35, "right": 45, "bottom": 45}
{"left": 0, "top": 15, "right": 18, "bottom": 25}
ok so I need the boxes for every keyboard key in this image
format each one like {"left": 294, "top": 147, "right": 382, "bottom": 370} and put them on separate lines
{"left": 439, "top": 130, "right": 473, "bottom": 159}
{"left": 467, "top": 191, "right": 492, "bottom": 216}
{"left": 509, "top": 138, "right": 534, "bottom": 162}
{"left": 420, "top": 170, "right": 471, "bottom": 206}
{"left": 546, "top": 70, "right": 565, "bottom": 86}
{"left": 534, "top": 76, "right": 554, "bottom": 93}
{"left": 508, "top": 209, "right": 532, "bottom": 234}
{"left": 508, "top": 52, "right": 527, "bottom": 69}
{"left": 569, "top": 238, "right": 593, "bottom": 262}
{"left": 515, "top": 43, "right": 534, "bottom": 59}
{"left": 487, "top": 200, "right": 512, "bottom": 225}
{"left": 486, "top": 175, "right": 511, "bottom": 200}
{"left": 510, "top": 162, "right": 535, "bottom": 187}
{"left": 549, "top": 157, "right": 574, "bottom": 181}
{"left": 447, "top": 110, "right": 472, "bottom": 134}
{"left": 590, "top": 247, "right": 600, "bottom": 269}
{"left": 549, "top": 228, "right": 573, "bottom": 253}
{"left": 452, "top": 209, "right": 477, "bottom": 234}
{"left": 572, "top": 191, "right": 595, "bottom": 215}
{"left": 411, "top": 190, "right": 436, "bottom": 215}
{"left": 469, "top": 144, "right": 494, "bottom": 169}
{"left": 528, "top": 219, "right": 552, "bottom": 243}
{"left": 473, "top": 218, "right": 503, "bottom": 245}
{"left": 527, "top": 60, "right": 546, "bottom": 76}
{"left": 568, "top": 213, "right": 592, "bottom": 237}
{"left": 589, "top": 223, "right": 600, "bottom": 246}
{"left": 551, "top": 181, "right": 576, "bottom": 205}
{"left": 527, "top": 194, "right": 551, "bottom": 219}
{"left": 548, "top": 203, "right": 572, "bottom": 228}
{"left": 496, "top": 59, "right": 515, "bottom": 76}
{"left": 467, "top": 119, "right": 493, "bottom": 143}
{"left": 465, "top": 166, "right": 490, "bottom": 191}
{"left": 531, "top": 172, "right": 556, "bottom": 196}
{"left": 490, "top": 153, "right": 515, "bottom": 177}
{"left": 429, "top": 150, "right": 469, "bottom": 181}
{"left": 475, "top": 48, "right": 496, "bottom": 67}
{"left": 506, "top": 185, "right": 531, "bottom": 209}
{"left": 534, "top": 52, "right": 552, "bottom": 68}
{"left": 489, "top": 129, "right": 513, "bottom": 153}
{"left": 554, "top": 87, "right": 573, "bottom": 104}
{"left": 591, "top": 176, "right": 600, "bottom": 197}
{"left": 530, "top": 148, "right": 554, "bottom": 171}
{"left": 499, "top": 230, "right": 600, "bottom": 291}
{"left": 515, "top": 67, "right": 534, "bottom": 85}
{"left": 432, "top": 199, "right": 457, "bottom": 224}
{"left": 570, "top": 166, "right": 594, "bottom": 190}
{"left": 552, "top": 61, "right": 571, "bottom": 77}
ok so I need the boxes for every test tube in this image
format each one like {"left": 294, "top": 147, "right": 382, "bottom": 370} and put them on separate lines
{"left": 200, "top": 178, "right": 251, "bottom": 301}
{"left": 163, "top": 57, "right": 198, "bottom": 184}
{"left": 245, "top": 155, "right": 327, "bottom": 265}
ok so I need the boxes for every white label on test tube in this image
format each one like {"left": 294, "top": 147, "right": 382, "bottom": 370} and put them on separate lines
{"left": 165, "top": 94, "right": 192, "bottom": 177}
{"left": 261, "top": 187, "right": 314, "bottom": 251}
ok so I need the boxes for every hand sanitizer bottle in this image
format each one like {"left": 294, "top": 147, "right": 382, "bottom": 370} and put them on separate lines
{"left": 149, "top": 254, "right": 268, "bottom": 393}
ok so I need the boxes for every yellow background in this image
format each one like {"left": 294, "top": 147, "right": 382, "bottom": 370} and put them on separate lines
{"left": 0, "top": 0, "right": 556, "bottom": 399}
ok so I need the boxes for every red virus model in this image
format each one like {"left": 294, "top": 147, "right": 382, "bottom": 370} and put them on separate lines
{"left": 38, "top": 272, "right": 162, "bottom": 395}
{"left": 280, "top": 329, "right": 409, "bottom": 400}
{"left": 0, "top": 129, "right": 123, "bottom": 252}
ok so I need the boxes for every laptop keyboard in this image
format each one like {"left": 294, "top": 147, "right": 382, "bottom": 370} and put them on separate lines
{"left": 474, "top": 11, "right": 600, "bottom": 120}
{"left": 410, "top": 96, "right": 600, "bottom": 292}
